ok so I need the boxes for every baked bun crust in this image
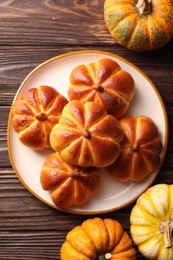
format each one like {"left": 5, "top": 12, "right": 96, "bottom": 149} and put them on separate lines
{"left": 12, "top": 86, "right": 68, "bottom": 150}
{"left": 50, "top": 100, "right": 124, "bottom": 167}
{"left": 106, "top": 116, "right": 163, "bottom": 182}
{"left": 68, "top": 58, "right": 135, "bottom": 119}
{"left": 40, "top": 152, "right": 100, "bottom": 208}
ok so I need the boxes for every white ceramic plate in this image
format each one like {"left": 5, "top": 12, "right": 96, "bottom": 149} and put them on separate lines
{"left": 8, "top": 50, "right": 168, "bottom": 214}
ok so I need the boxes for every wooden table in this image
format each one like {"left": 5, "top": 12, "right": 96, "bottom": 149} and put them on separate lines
{"left": 1, "top": 1, "right": 173, "bottom": 259}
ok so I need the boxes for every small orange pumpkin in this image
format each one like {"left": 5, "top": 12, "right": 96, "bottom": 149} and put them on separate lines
{"left": 104, "top": 0, "right": 173, "bottom": 51}
{"left": 61, "top": 217, "right": 136, "bottom": 260}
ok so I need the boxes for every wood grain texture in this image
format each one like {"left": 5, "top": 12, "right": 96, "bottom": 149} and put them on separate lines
{"left": 0, "top": 0, "right": 109, "bottom": 46}
{"left": 0, "top": 0, "right": 173, "bottom": 259}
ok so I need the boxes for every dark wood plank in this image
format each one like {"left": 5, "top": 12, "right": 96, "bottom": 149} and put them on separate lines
{"left": 0, "top": 0, "right": 110, "bottom": 46}
{"left": 1, "top": 45, "right": 173, "bottom": 105}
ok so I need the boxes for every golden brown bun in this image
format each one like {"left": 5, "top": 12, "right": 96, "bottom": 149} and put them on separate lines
{"left": 68, "top": 58, "right": 135, "bottom": 119}
{"left": 50, "top": 100, "right": 124, "bottom": 167}
{"left": 12, "top": 86, "right": 68, "bottom": 150}
{"left": 40, "top": 152, "right": 100, "bottom": 208}
{"left": 105, "top": 116, "right": 163, "bottom": 182}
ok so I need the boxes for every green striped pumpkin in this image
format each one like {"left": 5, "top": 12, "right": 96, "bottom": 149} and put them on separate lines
{"left": 104, "top": 0, "right": 173, "bottom": 51}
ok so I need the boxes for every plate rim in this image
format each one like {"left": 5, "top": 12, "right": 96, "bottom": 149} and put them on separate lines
{"left": 7, "top": 49, "right": 169, "bottom": 215}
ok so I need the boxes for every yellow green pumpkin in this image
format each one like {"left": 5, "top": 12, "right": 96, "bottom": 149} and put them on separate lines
{"left": 104, "top": 0, "right": 173, "bottom": 51}
{"left": 130, "top": 184, "right": 173, "bottom": 259}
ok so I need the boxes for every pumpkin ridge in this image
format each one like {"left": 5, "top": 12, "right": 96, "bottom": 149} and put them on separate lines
{"left": 86, "top": 59, "right": 121, "bottom": 88}
{"left": 87, "top": 63, "right": 97, "bottom": 83}
{"left": 84, "top": 102, "right": 108, "bottom": 130}
{"left": 61, "top": 240, "right": 92, "bottom": 260}
{"left": 168, "top": 185, "right": 173, "bottom": 220}
{"left": 50, "top": 174, "right": 70, "bottom": 192}
{"left": 145, "top": 15, "right": 155, "bottom": 50}
{"left": 157, "top": 242, "right": 166, "bottom": 260}
{"left": 127, "top": 16, "right": 150, "bottom": 50}
{"left": 139, "top": 141, "right": 161, "bottom": 155}
{"left": 137, "top": 148, "right": 160, "bottom": 172}
{"left": 14, "top": 116, "right": 35, "bottom": 132}
{"left": 138, "top": 193, "right": 164, "bottom": 220}
{"left": 110, "top": 12, "right": 138, "bottom": 41}
{"left": 76, "top": 173, "right": 99, "bottom": 193}
{"left": 81, "top": 90, "right": 103, "bottom": 106}
{"left": 59, "top": 116, "right": 82, "bottom": 131}
{"left": 81, "top": 219, "right": 107, "bottom": 255}
{"left": 25, "top": 99, "right": 40, "bottom": 116}
{"left": 138, "top": 198, "right": 160, "bottom": 220}
{"left": 44, "top": 96, "right": 57, "bottom": 114}
{"left": 131, "top": 117, "right": 138, "bottom": 146}
{"left": 38, "top": 87, "right": 55, "bottom": 114}
{"left": 131, "top": 148, "right": 160, "bottom": 181}
{"left": 51, "top": 178, "right": 74, "bottom": 204}
{"left": 84, "top": 111, "right": 106, "bottom": 131}
{"left": 48, "top": 165, "right": 73, "bottom": 191}
{"left": 90, "top": 132, "right": 116, "bottom": 143}
{"left": 138, "top": 233, "right": 163, "bottom": 250}
{"left": 97, "top": 218, "right": 110, "bottom": 254}
{"left": 46, "top": 115, "right": 60, "bottom": 126}
{"left": 94, "top": 65, "right": 121, "bottom": 86}
{"left": 131, "top": 204, "right": 160, "bottom": 225}
{"left": 105, "top": 86, "right": 129, "bottom": 105}
{"left": 140, "top": 137, "right": 162, "bottom": 151}
{"left": 73, "top": 181, "right": 86, "bottom": 205}
{"left": 83, "top": 89, "right": 97, "bottom": 101}
{"left": 61, "top": 137, "right": 83, "bottom": 160}
{"left": 18, "top": 98, "right": 39, "bottom": 117}
{"left": 25, "top": 89, "right": 42, "bottom": 114}
{"left": 151, "top": 13, "right": 172, "bottom": 39}
{"left": 138, "top": 233, "right": 165, "bottom": 259}
{"left": 46, "top": 93, "right": 67, "bottom": 116}
{"left": 146, "top": 15, "right": 171, "bottom": 50}
{"left": 37, "top": 87, "right": 54, "bottom": 113}
{"left": 40, "top": 121, "right": 49, "bottom": 145}
{"left": 61, "top": 115, "right": 83, "bottom": 130}
{"left": 44, "top": 166, "right": 70, "bottom": 180}
{"left": 18, "top": 120, "right": 39, "bottom": 136}
{"left": 78, "top": 138, "right": 93, "bottom": 166}
{"left": 55, "top": 126, "right": 83, "bottom": 150}
{"left": 105, "top": 5, "right": 135, "bottom": 30}
{"left": 80, "top": 225, "right": 99, "bottom": 258}
{"left": 111, "top": 232, "right": 133, "bottom": 253}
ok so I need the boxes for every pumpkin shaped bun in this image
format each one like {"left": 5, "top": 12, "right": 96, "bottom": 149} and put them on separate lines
{"left": 50, "top": 100, "right": 124, "bottom": 167}
{"left": 12, "top": 86, "right": 68, "bottom": 150}
{"left": 106, "top": 116, "right": 163, "bottom": 182}
{"left": 68, "top": 58, "right": 135, "bottom": 119}
{"left": 61, "top": 217, "right": 136, "bottom": 259}
{"left": 40, "top": 152, "right": 100, "bottom": 208}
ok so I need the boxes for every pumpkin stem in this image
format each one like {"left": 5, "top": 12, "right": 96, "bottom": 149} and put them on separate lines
{"left": 136, "top": 0, "right": 152, "bottom": 15}
{"left": 160, "top": 219, "right": 173, "bottom": 248}
{"left": 36, "top": 112, "right": 48, "bottom": 121}
{"left": 98, "top": 253, "right": 112, "bottom": 260}
{"left": 93, "top": 84, "right": 104, "bottom": 92}
{"left": 82, "top": 129, "right": 91, "bottom": 139}
{"left": 69, "top": 171, "right": 80, "bottom": 178}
